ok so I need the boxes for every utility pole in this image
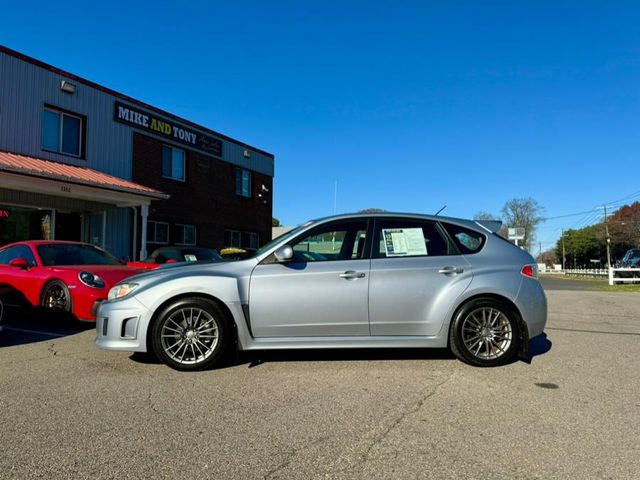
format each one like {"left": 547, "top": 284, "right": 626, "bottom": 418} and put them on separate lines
{"left": 561, "top": 229, "right": 566, "bottom": 270}
{"left": 604, "top": 205, "right": 612, "bottom": 270}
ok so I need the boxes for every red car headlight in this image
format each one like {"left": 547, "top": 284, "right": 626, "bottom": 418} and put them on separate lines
{"left": 78, "top": 271, "right": 105, "bottom": 289}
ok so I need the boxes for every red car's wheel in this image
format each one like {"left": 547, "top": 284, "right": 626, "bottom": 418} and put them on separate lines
{"left": 40, "top": 280, "right": 71, "bottom": 312}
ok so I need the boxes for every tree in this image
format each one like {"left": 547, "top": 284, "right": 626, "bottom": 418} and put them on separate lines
{"left": 537, "top": 249, "right": 558, "bottom": 266}
{"left": 501, "top": 198, "right": 544, "bottom": 251}
{"left": 608, "top": 201, "right": 640, "bottom": 256}
{"left": 272, "top": 217, "right": 281, "bottom": 227}
{"left": 473, "top": 211, "right": 500, "bottom": 221}
{"left": 555, "top": 225, "right": 604, "bottom": 268}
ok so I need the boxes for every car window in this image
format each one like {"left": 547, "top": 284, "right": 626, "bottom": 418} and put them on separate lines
{"left": 291, "top": 220, "right": 368, "bottom": 262}
{"left": 37, "top": 244, "right": 122, "bottom": 266}
{"left": 0, "top": 245, "right": 37, "bottom": 266}
{"left": 440, "top": 223, "right": 486, "bottom": 254}
{"left": 374, "top": 219, "right": 450, "bottom": 258}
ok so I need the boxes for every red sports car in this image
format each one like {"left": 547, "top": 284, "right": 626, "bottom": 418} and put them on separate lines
{"left": 0, "top": 241, "right": 144, "bottom": 321}
{"left": 127, "top": 246, "right": 223, "bottom": 270}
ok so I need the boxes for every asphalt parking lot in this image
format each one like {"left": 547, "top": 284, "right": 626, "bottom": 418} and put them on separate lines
{"left": 1, "top": 283, "right": 639, "bottom": 479}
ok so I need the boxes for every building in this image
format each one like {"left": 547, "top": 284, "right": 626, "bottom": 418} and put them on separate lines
{"left": 0, "top": 46, "right": 274, "bottom": 260}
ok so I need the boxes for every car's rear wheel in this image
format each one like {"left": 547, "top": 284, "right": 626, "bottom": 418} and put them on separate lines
{"left": 40, "top": 280, "right": 71, "bottom": 312}
{"left": 151, "top": 297, "right": 227, "bottom": 371}
{"left": 449, "top": 298, "right": 520, "bottom": 367}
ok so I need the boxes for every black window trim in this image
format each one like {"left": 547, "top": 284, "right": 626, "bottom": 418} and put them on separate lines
{"left": 438, "top": 221, "right": 487, "bottom": 255}
{"left": 370, "top": 217, "right": 457, "bottom": 260}
{"left": 261, "top": 218, "right": 373, "bottom": 264}
{"left": 161, "top": 144, "right": 186, "bottom": 182}
{"left": 42, "top": 103, "right": 87, "bottom": 159}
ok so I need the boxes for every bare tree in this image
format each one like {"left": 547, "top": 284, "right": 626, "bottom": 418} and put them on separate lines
{"left": 473, "top": 211, "right": 500, "bottom": 221}
{"left": 501, "top": 198, "right": 544, "bottom": 251}
{"left": 536, "top": 249, "right": 558, "bottom": 266}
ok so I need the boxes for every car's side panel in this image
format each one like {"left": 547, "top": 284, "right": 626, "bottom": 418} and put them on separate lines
{"left": 249, "top": 259, "right": 371, "bottom": 337}
{"left": 368, "top": 255, "right": 472, "bottom": 336}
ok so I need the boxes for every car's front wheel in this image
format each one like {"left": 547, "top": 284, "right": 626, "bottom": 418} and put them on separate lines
{"left": 449, "top": 298, "right": 521, "bottom": 367}
{"left": 151, "top": 297, "right": 228, "bottom": 371}
{"left": 40, "top": 280, "right": 71, "bottom": 312}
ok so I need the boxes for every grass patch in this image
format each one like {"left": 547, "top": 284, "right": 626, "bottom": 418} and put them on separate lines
{"left": 587, "top": 283, "right": 640, "bottom": 292}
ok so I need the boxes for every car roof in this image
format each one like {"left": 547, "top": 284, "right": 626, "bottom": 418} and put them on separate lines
{"left": 306, "top": 212, "right": 495, "bottom": 232}
{"left": 1, "top": 240, "right": 95, "bottom": 248}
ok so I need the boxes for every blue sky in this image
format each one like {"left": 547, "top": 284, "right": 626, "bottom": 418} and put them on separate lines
{"left": 2, "top": 1, "right": 640, "bottom": 252}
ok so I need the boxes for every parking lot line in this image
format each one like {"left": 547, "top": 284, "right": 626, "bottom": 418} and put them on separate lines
{"left": 1, "top": 326, "right": 71, "bottom": 338}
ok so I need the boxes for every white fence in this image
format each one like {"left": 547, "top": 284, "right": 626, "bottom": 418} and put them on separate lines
{"left": 549, "top": 268, "right": 640, "bottom": 285}
{"left": 608, "top": 268, "right": 640, "bottom": 285}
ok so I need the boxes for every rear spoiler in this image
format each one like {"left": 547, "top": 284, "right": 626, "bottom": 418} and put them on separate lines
{"left": 474, "top": 220, "right": 502, "bottom": 233}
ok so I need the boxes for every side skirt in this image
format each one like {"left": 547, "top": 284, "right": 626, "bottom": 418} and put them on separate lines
{"left": 240, "top": 335, "right": 448, "bottom": 351}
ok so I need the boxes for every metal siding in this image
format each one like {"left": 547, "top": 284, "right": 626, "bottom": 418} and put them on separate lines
{"left": 0, "top": 53, "right": 274, "bottom": 177}
{"left": 105, "top": 207, "right": 131, "bottom": 259}
{"left": 0, "top": 51, "right": 273, "bottom": 257}
{"left": 0, "top": 188, "right": 111, "bottom": 212}
{"left": 0, "top": 53, "right": 133, "bottom": 179}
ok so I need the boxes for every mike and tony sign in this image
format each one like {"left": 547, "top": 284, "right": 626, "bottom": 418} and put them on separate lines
{"left": 114, "top": 101, "right": 223, "bottom": 157}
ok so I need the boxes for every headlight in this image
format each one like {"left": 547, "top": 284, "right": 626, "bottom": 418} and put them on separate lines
{"left": 108, "top": 283, "right": 139, "bottom": 301}
{"left": 78, "top": 271, "right": 105, "bottom": 289}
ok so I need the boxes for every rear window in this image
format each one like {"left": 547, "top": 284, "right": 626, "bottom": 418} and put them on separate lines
{"left": 441, "top": 223, "right": 486, "bottom": 254}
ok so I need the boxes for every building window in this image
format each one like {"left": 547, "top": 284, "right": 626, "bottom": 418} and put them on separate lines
{"left": 147, "top": 221, "right": 169, "bottom": 244}
{"left": 42, "top": 107, "right": 83, "bottom": 157}
{"left": 235, "top": 168, "right": 251, "bottom": 197}
{"left": 162, "top": 145, "right": 185, "bottom": 181}
{"left": 175, "top": 224, "right": 196, "bottom": 246}
{"left": 245, "top": 232, "right": 259, "bottom": 249}
{"left": 224, "top": 229, "right": 241, "bottom": 248}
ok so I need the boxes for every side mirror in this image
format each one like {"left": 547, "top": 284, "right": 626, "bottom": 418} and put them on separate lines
{"left": 273, "top": 245, "right": 294, "bottom": 262}
{"left": 9, "top": 258, "right": 29, "bottom": 270}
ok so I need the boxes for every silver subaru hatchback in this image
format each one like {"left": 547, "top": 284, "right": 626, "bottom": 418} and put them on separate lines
{"left": 95, "top": 213, "right": 547, "bottom": 370}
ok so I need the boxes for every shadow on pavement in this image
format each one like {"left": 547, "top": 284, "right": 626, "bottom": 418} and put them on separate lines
{"left": 130, "top": 336, "right": 555, "bottom": 370}
{"left": 130, "top": 347, "right": 458, "bottom": 369}
{"left": 0, "top": 303, "right": 94, "bottom": 348}
{"left": 523, "top": 333, "right": 552, "bottom": 364}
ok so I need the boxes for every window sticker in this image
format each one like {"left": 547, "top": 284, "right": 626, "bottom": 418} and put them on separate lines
{"left": 382, "top": 228, "right": 428, "bottom": 256}
{"left": 183, "top": 254, "right": 197, "bottom": 262}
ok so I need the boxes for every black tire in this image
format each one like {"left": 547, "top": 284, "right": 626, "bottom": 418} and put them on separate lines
{"left": 40, "top": 280, "right": 72, "bottom": 312}
{"left": 151, "top": 297, "right": 228, "bottom": 371}
{"left": 449, "top": 298, "right": 521, "bottom": 367}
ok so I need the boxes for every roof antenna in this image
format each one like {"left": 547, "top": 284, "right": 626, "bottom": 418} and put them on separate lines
{"left": 435, "top": 205, "right": 447, "bottom": 216}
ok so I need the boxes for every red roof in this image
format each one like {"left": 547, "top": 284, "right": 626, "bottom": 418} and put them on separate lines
{"left": 0, "top": 150, "right": 168, "bottom": 199}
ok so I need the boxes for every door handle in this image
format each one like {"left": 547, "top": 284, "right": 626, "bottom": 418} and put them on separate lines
{"left": 438, "top": 266, "right": 464, "bottom": 275}
{"left": 339, "top": 270, "right": 366, "bottom": 279}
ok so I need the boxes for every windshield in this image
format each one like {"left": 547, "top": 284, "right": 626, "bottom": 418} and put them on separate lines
{"left": 37, "top": 243, "right": 122, "bottom": 266}
{"left": 251, "top": 222, "right": 314, "bottom": 258}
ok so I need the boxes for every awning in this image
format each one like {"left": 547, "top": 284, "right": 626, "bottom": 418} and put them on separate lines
{"left": 0, "top": 150, "right": 168, "bottom": 206}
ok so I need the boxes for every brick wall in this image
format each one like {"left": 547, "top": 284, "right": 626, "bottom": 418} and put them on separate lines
{"left": 132, "top": 133, "right": 273, "bottom": 253}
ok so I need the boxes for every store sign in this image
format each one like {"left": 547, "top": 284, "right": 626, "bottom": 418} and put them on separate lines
{"left": 114, "top": 101, "right": 223, "bottom": 157}
{"left": 0, "top": 208, "right": 10, "bottom": 218}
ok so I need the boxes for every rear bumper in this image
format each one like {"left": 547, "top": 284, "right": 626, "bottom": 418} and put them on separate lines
{"left": 515, "top": 278, "right": 547, "bottom": 338}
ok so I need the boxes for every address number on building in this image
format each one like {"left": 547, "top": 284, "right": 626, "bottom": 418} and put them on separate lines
{"left": 61, "top": 186, "right": 71, "bottom": 193}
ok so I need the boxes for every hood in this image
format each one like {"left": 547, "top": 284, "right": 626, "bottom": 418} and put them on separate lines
{"left": 121, "top": 258, "right": 257, "bottom": 286}
{"left": 47, "top": 265, "right": 146, "bottom": 287}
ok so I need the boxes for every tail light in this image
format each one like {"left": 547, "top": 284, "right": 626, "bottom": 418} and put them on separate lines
{"left": 521, "top": 264, "right": 538, "bottom": 279}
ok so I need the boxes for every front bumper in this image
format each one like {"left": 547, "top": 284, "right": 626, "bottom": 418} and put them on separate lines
{"left": 95, "top": 296, "right": 153, "bottom": 353}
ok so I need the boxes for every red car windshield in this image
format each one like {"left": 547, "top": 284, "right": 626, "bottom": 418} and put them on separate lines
{"left": 37, "top": 244, "right": 122, "bottom": 266}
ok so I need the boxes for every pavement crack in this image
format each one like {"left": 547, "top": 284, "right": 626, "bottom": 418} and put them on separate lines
{"left": 47, "top": 342, "right": 58, "bottom": 356}
{"left": 345, "top": 372, "right": 456, "bottom": 474}
{"left": 263, "top": 436, "right": 329, "bottom": 480}
{"left": 147, "top": 389, "right": 160, "bottom": 414}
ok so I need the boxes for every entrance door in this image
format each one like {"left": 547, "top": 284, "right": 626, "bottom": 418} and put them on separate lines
{"left": 54, "top": 212, "right": 81, "bottom": 241}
